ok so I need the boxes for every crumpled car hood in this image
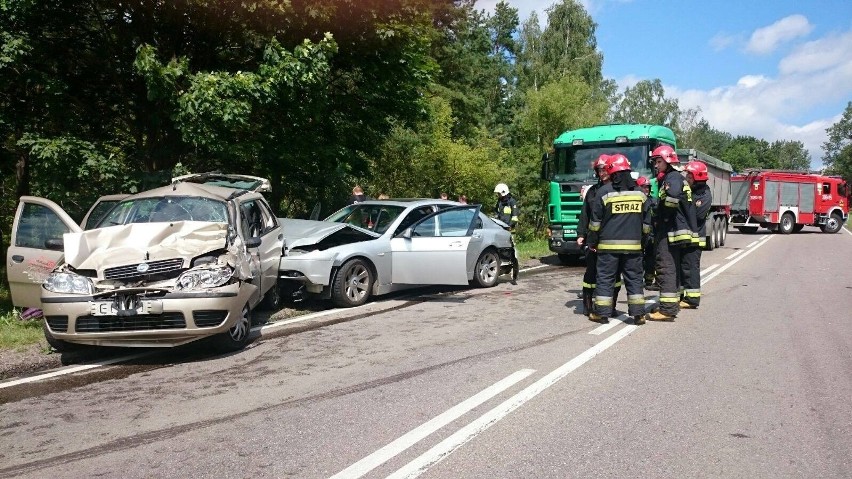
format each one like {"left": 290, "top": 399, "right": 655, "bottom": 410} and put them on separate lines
{"left": 280, "top": 218, "right": 378, "bottom": 249}
{"left": 63, "top": 222, "right": 229, "bottom": 270}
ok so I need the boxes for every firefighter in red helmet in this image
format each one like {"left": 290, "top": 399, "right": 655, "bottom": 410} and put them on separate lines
{"left": 586, "top": 154, "right": 651, "bottom": 325}
{"left": 648, "top": 145, "right": 696, "bottom": 321}
{"left": 635, "top": 176, "right": 658, "bottom": 289}
{"left": 576, "top": 155, "right": 619, "bottom": 317}
{"left": 679, "top": 161, "right": 712, "bottom": 309}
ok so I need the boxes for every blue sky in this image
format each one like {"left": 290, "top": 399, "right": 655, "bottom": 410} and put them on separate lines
{"left": 476, "top": 0, "right": 852, "bottom": 168}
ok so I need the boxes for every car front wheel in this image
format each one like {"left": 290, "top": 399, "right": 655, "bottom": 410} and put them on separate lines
{"left": 473, "top": 249, "right": 500, "bottom": 288}
{"left": 332, "top": 259, "right": 374, "bottom": 307}
{"left": 212, "top": 304, "right": 252, "bottom": 353}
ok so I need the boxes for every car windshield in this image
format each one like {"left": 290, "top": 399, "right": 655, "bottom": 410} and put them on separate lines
{"left": 552, "top": 145, "right": 652, "bottom": 182}
{"left": 325, "top": 204, "right": 406, "bottom": 234}
{"left": 97, "top": 196, "right": 229, "bottom": 226}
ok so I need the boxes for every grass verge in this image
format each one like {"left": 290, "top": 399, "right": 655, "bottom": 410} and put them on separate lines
{"left": 516, "top": 238, "right": 551, "bottom": 261}
{"left": 0, "top": 283, "right": 44, "bottom": 350}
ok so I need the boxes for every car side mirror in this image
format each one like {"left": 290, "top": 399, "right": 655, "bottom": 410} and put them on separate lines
{"left": 45, "top": 238, "right": 64, "bottom": 251}
{"left": 245, "top": 237, "right": 262, "bottom": 249}
{"left": 402, "top": 228, "right": 413, "bottom": 239}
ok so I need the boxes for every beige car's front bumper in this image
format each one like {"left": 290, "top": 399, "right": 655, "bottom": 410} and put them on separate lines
{"left": 41, "top": 282, "right": 256, "bottom": 347}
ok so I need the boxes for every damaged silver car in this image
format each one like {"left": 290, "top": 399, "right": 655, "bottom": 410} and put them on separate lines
{"left": 6, "top": 174, "right": 282, "bottom": 352}
{"left": 278, "top": 200, "right": 518, "bottom": 307}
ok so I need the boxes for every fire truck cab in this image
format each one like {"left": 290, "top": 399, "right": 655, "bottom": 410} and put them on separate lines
{"left": 731, "top": 170, "right": 849, "bottom": 234}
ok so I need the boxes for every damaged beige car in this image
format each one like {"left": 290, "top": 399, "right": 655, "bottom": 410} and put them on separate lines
{"left": 6, "top": 174, "right": 283, "bottom": 352}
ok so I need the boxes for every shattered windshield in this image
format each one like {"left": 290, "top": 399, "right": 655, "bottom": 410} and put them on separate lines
{"left": 97, "top": 196, "right": 229, "bottom": 226}
{"left": 552, "top": 145, "right": 652, "bottom": 182}
{"left": 325, "top": 204, "right": 406, "bottom": 234}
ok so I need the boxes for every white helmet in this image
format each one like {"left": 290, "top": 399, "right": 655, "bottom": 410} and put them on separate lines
{"left": 494, "top": 183, "right": 510, "bottom": 196}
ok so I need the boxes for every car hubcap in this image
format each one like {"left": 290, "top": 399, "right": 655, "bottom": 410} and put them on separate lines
{"left": 827, "top": 218, "right": 838, "bottom": 229}
{"left": 346, "top": 265, "right": 369, "bottom": 301}
{"left": 478, "top": 253, "right": 498, "bottom": 283}
{"left": 229, "top": 306, "right": 250, "bottom": 342}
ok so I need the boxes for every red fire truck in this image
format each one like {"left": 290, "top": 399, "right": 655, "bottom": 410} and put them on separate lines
{"left": 731, "top": 170, "right": 849, "bottom": 234}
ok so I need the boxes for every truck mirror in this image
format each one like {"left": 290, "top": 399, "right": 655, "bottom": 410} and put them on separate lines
{"left": 540, "top": 153, "right": 550, "bottom": 181}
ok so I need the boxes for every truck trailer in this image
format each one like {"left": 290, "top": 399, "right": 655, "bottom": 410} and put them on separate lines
{"left": 731, "top": 170, "right": 849, "bottom": 234}
{"left": 676, "top": 149, "right": 734, "bottom": 250}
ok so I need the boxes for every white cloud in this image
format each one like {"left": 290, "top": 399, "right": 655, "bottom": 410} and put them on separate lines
{"left": 709, "top": 32, "right": 739, "bottom": 51}
{"left": 745, "top": 14, "right": 813, "bottom": 55}
{"left": 668, "top": 27, "right": 852, "bottom": 168}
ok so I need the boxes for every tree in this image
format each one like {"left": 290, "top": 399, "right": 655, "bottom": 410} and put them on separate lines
{"left": 676, "top": 118, "right": 733, "bottom": 158}
{"left": 723, "top": 136, "right": 772, "bottom": 172}
{"left": 768, "top": 140, "right": 810, "bottom": 171}
{"left": 536, "top": 0, "right": 602, "bottom": 87}
{"left": 822, "top": 101, "right": 852, "bottom": 181}
{"left": 610, "top": 79, "right": 680, "bottom": 129}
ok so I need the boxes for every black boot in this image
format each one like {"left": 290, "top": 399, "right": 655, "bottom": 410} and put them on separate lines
{"left": 582, "top": 288, "right": 594, "bottom": 316}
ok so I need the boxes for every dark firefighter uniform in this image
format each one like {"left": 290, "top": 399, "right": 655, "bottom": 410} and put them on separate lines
{"left": 587, "top": 158, "right": 651, "bottom": 324}
{"left": 679, "top": 178, "right": 712, "bottom": 308}
{"left": 654, "top": 167, "right": 696, "bottom": 318}
{"left": 496, "top": 195, "right": 519, "bottom": 229}
{"left": 577, "top": 180, "right": 602, "bottom": 316}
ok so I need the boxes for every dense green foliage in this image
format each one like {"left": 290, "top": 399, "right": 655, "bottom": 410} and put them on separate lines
{"left": 823, "top": 102, "right": 852, "bottom": 181}
{"left": 0, "top": 0, "right": 843, "bottom": 253}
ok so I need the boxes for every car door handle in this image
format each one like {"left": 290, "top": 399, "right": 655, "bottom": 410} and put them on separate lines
{"left": 472, "top": 233, "right": 482, "bottom": 239}
{"left": 12, "top": 255, "right": 24, "bottom": 263}
{"left": 449, "top": 241, "right": 464, "bottom": 247}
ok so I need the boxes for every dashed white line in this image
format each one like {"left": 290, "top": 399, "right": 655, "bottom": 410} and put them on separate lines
{"left": 725, "top": 250, "right": 744, "bottom": 260}
{"left": 702, "top": 235, "right": 773, "bottom": 285}
{"left": 701, "top": 263, "right": 720, "bottom": 275}
{"left": 384, "top": 325, "right": 639, "bottom": 479}
{"left": 329, "top": 369, "right": 535, "bottom": 479}
{"left": 746, "top": 240, "right": 759, "bottom": 248}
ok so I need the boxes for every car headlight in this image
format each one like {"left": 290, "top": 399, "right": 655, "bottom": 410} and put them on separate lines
{"left": 176, "top": 265, "right": 234, "bottom": 290}
{"left": 44, "top": 272, "right": 95, "bottom": 295}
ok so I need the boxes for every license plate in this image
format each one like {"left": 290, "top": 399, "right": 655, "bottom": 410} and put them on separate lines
{"left": 563, "top": 229, "right": 576, "bottom": 237}
{"left": 90, "top": 301, "right": 151, "bottom": 316}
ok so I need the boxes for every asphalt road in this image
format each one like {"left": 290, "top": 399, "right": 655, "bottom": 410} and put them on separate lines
{"left": 1, "top": 226, "right": 851, "bottom": 478}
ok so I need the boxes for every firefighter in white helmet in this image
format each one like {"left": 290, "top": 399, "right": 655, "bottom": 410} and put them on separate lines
{"left": 494, "top": 183, "right": 519, "bottom": 230}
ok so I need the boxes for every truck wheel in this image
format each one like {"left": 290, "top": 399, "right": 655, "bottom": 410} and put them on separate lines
{"left": 779, "top": 213, "right": 795, "bottom": 234}
{"left": 821, "top": 213, "right": 844, "bottom": 234}
{"left": 331, "top": 258, "right": 374, "bottom": 307}
{"left": 715, "top": 218, "right": 724, "bottom": 246}
{"left": 719, "top": 219, "right": 728, "bottom": 246}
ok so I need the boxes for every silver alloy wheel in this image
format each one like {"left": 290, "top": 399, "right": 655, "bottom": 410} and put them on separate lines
{"left": 229, "top": 305, "right": 251, "bottom": 343}
{"left": 476, "top": 251, "right": 500, "bottom": 287}
{"left": 344, "top": 263, "right": 370, "bottom": 303}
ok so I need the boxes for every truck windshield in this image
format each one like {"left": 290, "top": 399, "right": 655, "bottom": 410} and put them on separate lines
{"left": 552, "top": 145, "right": 652, "bottom": 182}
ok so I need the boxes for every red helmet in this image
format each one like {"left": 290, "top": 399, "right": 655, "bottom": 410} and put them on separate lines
{"left": 685, "top": 161, "right": 709, "bottom": 181}
{"left": 605, "top": 154, "right": 631, "bottom": 174}
{"left": 636, "top": 176, "right": 650, "bottom": 187}
{"left": 594, "top": 155, "right": 610, "bottom": 170}
{"left": 650, "top": 144, "right": 679, "bottom": 164}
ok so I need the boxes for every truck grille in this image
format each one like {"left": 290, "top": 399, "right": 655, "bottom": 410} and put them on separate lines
{"left": 75, "top": 313, "right": 186, "bottom": 332}
{"left": 104, "top": 258, "right": 184, "bottom": 280}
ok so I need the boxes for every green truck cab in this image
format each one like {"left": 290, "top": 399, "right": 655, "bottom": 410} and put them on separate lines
{"left": 541, "top": 123, "right": 674, "bottom": 264}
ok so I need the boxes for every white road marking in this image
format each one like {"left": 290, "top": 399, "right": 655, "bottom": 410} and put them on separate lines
{"left": 0, "top": 352, "right": 152, "bottom": 389}
{"left": 844, "top": 226, "right": 852, "bottom": 236}
{"left": 329, "top": 369, "right": 535, "bottom": 479}
{"left": 701, "top": 263, "right": 720, "bottom": 275}
{"left": 588, "top": 315, "right": 627, "bottom": 335}
{"left": 384, "top": 325, "right": 639, "bottom": 479}
{"left": 725, "top": 250, "right": 744, "bottom": 260}
{"left": 746, "top": 241, "right": 759, "bottom": 248}
{"left": 701, "top": 235, "right": 773, "bottom": 285}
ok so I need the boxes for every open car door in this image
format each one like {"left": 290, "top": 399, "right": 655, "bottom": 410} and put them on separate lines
{"left": 7, "top": 197, "right": 83, "bottom": 308}
{"left": 390, "top": 205, "right": 481, "bottom": 285}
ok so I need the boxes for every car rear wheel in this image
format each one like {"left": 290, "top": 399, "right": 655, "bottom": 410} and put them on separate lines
{"left": 212, "top": 304, "right": 252, "bottom": 352}
{"left": 332, "top": 259, "right": 374, "bottom": 307}
{"left": 473, "top": 249, "right": 500, "bottom": 288}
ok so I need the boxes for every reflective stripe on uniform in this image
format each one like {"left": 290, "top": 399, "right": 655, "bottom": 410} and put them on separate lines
{"left": 582, "top": 282, "right": 596, "bottom": 289}
{"left": 683, "top": 289, "right": 701, "bottom": 298}
{"left": 660, "top": 292, "right": 680, "bottom": 303}
{"left": 594, "top": 296, "right": 613, "bottom": 306}
{"left": 664, "top": 196, "right": 680, "bottom": 208}
{"left": 627, "top": 294, "right": 645, "bottom": 305}
{"left": 589, "top": 221, "right": 601, "bottom": 231}
{"left": 597, "top": 243, "right": 642, "bottom": 251}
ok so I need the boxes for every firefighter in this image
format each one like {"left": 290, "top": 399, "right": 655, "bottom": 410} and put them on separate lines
{"left": 494, "top": 183, "right": 519, "bottom": 230}
{"left": 679, "top": 161, "right": 712, "bottom": 309}
{"left": 576, "top": 156, "right": 610, "bottom": 316}
{"left": 636, "top": 176, "right": 658, "bottom": 290}
{"left": 586, "top": 154, "right": 651, "bottom": 325}
{"left": 648, "top": 145, "right": 695, "bottom": 321}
